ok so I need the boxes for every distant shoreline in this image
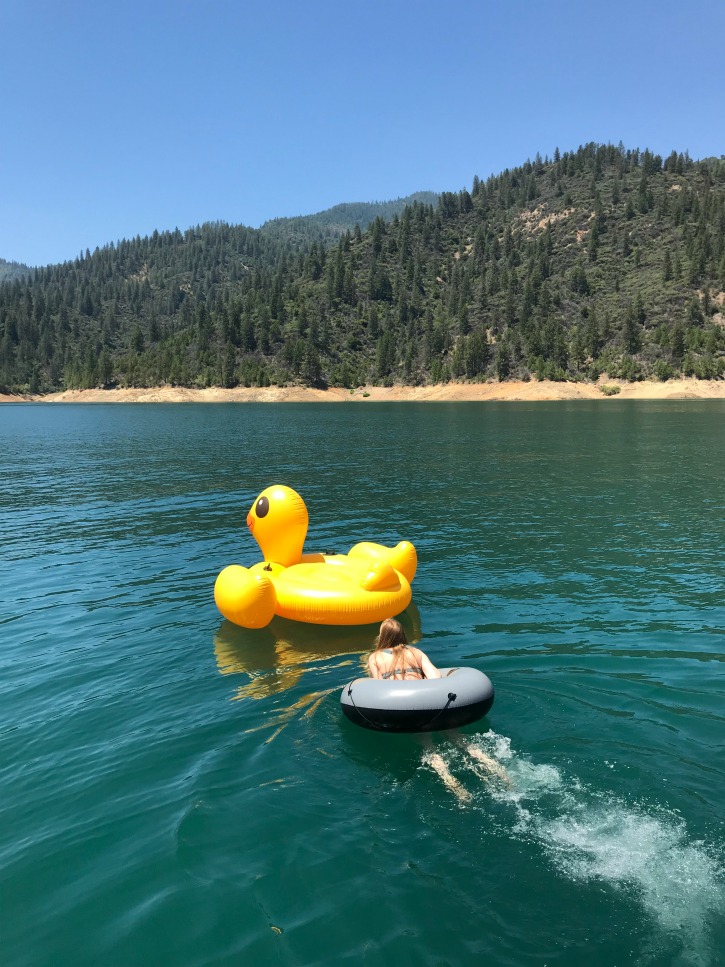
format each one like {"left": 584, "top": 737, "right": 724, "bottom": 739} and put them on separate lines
{"left": 3, "top": 378, "right": 725, "bottom": 404}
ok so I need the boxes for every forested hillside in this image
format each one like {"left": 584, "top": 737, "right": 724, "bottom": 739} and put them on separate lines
{"left": 0, "top": 258, "right": 31, "bottom": 284}
{"left": 1, "top": 143, "right": 724, "bottom": 394}
{"left": 259, "top": 192, "right": 439, "bottom": 245}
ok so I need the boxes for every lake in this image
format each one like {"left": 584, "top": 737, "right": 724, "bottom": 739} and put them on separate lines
{"left": 1, "top": 401, "right": 723, "bottom": 967}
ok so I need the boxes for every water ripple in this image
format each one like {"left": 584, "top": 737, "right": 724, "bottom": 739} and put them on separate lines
{"left": 1, "top": 402, "right": 724, "bottom": 967}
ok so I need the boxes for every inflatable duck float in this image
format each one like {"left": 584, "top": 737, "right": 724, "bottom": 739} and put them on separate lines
{"left": 214, "top": 485, "right": 417, "bottom": 629}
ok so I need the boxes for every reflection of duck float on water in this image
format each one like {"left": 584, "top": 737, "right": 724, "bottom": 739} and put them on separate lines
{"left": 214, "top": 607, "right": 423, "bottom": 701}
{"left": 214, "top": 485, "right": 417, "bottom": 629}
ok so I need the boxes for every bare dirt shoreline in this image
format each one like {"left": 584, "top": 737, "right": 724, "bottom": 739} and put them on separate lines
{"left": 2, "top": 378, "right": 725, "bottom": 405}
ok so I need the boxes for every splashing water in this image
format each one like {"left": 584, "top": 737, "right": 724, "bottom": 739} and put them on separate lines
{"left": 544, "top": 808, "right": 721, "bottom": 936}
{"left": 426, "top": 732, "right": 724, "bottom": 962}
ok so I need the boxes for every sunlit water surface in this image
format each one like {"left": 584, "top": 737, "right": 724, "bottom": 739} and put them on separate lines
{"left": 1, "top": 402, "right": 723, "bottom": 967}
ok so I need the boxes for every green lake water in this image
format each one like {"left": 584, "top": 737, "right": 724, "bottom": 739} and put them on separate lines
{"left": 1, "top": 401, "right": 723, "bottom": 967}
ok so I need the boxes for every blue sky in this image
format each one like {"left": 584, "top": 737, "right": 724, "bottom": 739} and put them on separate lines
{"left": 2, "top": 0, "right": 724, "bottom": 267}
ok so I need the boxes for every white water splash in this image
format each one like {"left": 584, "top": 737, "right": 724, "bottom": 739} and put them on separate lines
{"left": 543, "top": 808, "right": 722, "bottom": 935}
{"left": 435, "top": 732, "right": 724, "bottom": 962}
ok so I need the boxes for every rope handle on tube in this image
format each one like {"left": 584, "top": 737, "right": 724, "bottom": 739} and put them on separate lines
{"left": 345, "top": 682, "right": 383, "bottom": 731}
{"left": 346, "top": 682, "right": 459, "bottom": 734}
{"left": 419, "top": 691, "right": 457, "bottom": 732}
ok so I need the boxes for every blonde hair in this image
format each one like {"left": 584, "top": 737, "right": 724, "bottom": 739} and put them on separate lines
{"left": 374, "top": 617, "right": 408, "bottom": 651}
{"left": 370, "top": 617, "right": 426, "bottom": 680}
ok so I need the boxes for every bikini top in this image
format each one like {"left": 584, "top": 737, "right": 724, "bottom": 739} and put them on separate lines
{"left": 379, "top": 648, "right": 425, "bottom": 680}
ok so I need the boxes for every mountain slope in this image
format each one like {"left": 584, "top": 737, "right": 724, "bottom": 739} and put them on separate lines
{"left": 259, "top": 192, "right": 439, "bottom": 242}
{"left": 0, "top": 258, "right": 31, "bottom": 284}
{"left": 1, "top": 143, "right": 723, "bottom": 394}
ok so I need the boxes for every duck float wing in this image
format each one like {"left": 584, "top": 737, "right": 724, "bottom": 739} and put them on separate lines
{"left": 214, "top": 565, "right": 277, "bottom": 629}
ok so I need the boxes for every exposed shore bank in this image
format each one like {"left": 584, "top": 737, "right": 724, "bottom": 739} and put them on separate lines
{"left": 2, "top": 378, "right": 725, "bottom": 405}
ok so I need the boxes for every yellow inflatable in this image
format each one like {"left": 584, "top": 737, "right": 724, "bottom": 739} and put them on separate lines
{"left": 214, "top": 485, "right": 417, "bottom": 628}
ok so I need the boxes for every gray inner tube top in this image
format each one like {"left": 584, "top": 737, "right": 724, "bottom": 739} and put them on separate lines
{"left": 340, "top": 667, "right": 494, "bottom": 733}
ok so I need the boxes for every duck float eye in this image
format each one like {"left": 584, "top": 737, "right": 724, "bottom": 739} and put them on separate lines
{"left": 255, "top": 496, "right": 269, "bottom": 518}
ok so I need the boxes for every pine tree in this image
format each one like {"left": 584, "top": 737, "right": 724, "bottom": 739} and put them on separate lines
{"left": 465, "top": 328, "right": 489, "bottom": 377}
{"left": 662, "top": 248, "right": 672, "bottom": 282}
{"left": 622, "top": 303, "right": 641, "bottom": 353}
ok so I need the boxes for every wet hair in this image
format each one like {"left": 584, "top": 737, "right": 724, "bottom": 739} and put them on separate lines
{"left": 374, "top": 617, "right": 408, "bottom": 651}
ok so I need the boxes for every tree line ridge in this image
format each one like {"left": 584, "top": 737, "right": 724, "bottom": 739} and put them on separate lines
{"left": 1, "top": 143, "right": 724, "bottom": 394}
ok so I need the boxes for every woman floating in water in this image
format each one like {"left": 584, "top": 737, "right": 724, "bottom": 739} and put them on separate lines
{"left": 367, "top": 620, "right": 510, "bottom": 801}
{"left": 367, "top": 618, "right": 440, "bottom": 681}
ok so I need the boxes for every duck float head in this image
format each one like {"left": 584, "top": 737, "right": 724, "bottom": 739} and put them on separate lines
{"left": 246, "top": 485, "right": 308, "bottom": 567}
{"left": 214, "top": 485, "right": 417, "bottom": 629}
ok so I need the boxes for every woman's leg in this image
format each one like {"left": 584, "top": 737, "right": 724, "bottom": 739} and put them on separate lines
{"left": 454, "top": 734, "right": 511, "bottom": 784}
{"left": 421, "top": 734, "right": 471, "bottom": 803}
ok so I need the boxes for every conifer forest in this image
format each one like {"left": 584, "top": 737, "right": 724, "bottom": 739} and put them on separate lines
{"left": 1, "top": 143, "right": 724, "bottom": 394}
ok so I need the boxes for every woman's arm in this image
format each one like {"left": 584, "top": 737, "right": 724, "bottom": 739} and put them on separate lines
{"left": 419, "top": 650, "right": 441, "bottom": 679}
{"left": 367, "top": 653, "right": 381, "bottom": 679}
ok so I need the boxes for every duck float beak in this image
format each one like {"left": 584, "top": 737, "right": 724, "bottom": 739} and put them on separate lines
{"left": 247, "top": 513, "right": 254, "bottom": 533}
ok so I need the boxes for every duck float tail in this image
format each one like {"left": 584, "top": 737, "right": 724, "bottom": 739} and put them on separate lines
{"left": 214, "top": 485, "right": 417, "bottom": 629}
